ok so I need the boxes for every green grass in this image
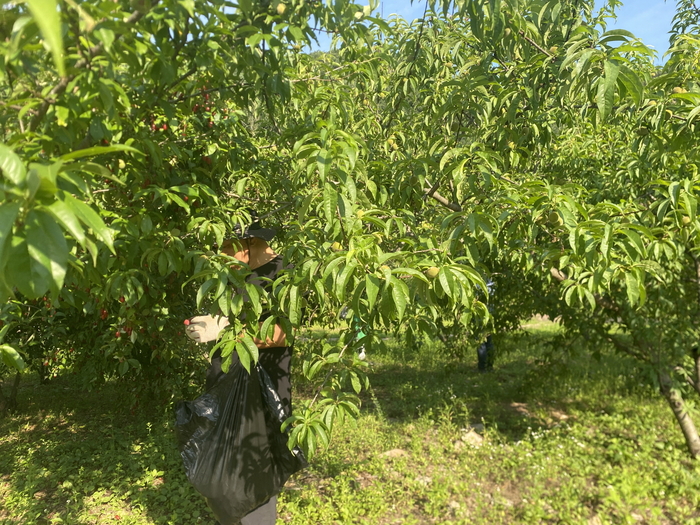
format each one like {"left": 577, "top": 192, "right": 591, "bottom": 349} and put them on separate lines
{"left": 2, "top": 321, "right": 699, "bottom": 524}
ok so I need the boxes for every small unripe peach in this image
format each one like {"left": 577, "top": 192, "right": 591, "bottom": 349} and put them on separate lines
{"left": 424, "top": 267, "right": 439, "bottom": 279}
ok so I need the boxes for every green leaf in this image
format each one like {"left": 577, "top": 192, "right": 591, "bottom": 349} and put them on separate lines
{"left": 438, "top": 267, "right": 455, "bottom": 299}
{"left": 6, "top": 237, "right": 43, "bottom": 297}
{"left": 0, "top": 143, "right": 26, "bottom": 185}
{"left": 669, "top": 182, "right": 681, "bottom": 207}
{"left": 289, "top": 285, "right": 301, "bottom": 326}
{"left": 391, "top": 282, "right": 407, "bottom": 321}
{"left": 350, "top": 372, "right": 361, "bottom": 394}
{"left": 169, "top": 185, "right": 200, "bottom": 197}
{"left": 26, "top": 209, "right": 68, "bottom": 295}
{"left": 468, "top": 0, "right": 484, "bottom": 41}
{"left": 564, "top": 284, "right": 576, "bottom": 306}
{"left": 168, "top": 192, "right": 190, "bottom": 212}
{"left": 64, "top": 194, "right": 115, "bottom": 253}
{"left": 489, "top": 0, "right": 502, "bottom": 33}
{"left": 178, "top": 0, "right": 195, "bottom": 16}
{"left": 622, "top": 228, "right": 646, "bottom": 259}
{"left": 63, "top": 161, "right": 112, "bottom": 182}
{"left": 59, "top": 144, "right": 142, "bottom": 161}
{"left": 624, "top": 270, "right": 640, "bottom": 306}
{"left": 196, "top": 279, "right": 217, "bottom": 309}
{"left": 617, "top": 64, "right": 644, "bottom": 106}
{"left": 601, "top": 29, "right": 637, "bottom": 41}
{"left": 600, "top": 223, "right": 613, "bottom": 259}
{"left": 28, "top": 162, "right": 62, "bottom": 201}
{"left": 0, "top": 202, "right": 20, "bottom": 272}
{"left": 94, "top": 28, "right": 115, "bottom": 51}
{"left": 365, "top": 274, "right": 380, "bottom": 311}
{"left": 237, "top": 334, "right": 259, "bottom": 373}
{"left": 47, "top": 197, "right": 86, "bottom": 246}
{"left": 26, "top": 0, "right": 65, "bottom": 76}
{"left": 317, "top": 149, "right": 331, "bottom": 181}
{"left": 392, "top": 267, "right": 430, "bottom": 283}
{"left": 335, "top": 261, "right": 357, "bottom": 302}
{"left": 323, "top": 184, "right": 338, "bottom": 224}
{"left": 597, "top": 60, "right": 619, "bottom": 122}
{"left": 0, "top": 344, "right": 25, "bottom": 371}
{"left": 55, "top": 105, "right": 69, "bottom": 126}
{"left": 298, "top": 192, "right": 315, "bottom": 224}
{"left": 260, "top": 315, "right": 276, "bottom": 342}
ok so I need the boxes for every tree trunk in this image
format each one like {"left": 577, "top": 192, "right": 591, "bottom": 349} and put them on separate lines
{"left": 693, "top": 255, "right": 700, "bottom": 396}
{"left": 658, "top": 369, "right": 700, "bottom": 459}
{"left": 0, "top": 371, "right": 21, "bottom": 417}
{"left": 0, "top": 381, "right": 6, "bottom": 417}
{"left": 692, "top": 348, "right": 700, "bottom": 397}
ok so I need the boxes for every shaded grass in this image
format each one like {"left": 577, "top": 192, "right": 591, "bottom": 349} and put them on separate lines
{"left": 0, "top": 375, "right": 212, "bottom": 525}
{"left": 1, "top": 321, "right": 699, "bottom": 524}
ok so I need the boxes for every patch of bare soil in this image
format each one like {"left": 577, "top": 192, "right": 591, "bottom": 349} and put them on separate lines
{"left": 506, "top": 401, "right": 572, "bottom": 426}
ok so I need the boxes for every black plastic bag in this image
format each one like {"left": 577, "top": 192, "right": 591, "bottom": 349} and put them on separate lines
{"left": 175, "top": 360, "right": 306, "bottom": 525}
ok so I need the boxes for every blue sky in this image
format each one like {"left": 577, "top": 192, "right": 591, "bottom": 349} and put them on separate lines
{"left": 318, "top": 1, "right": 678, "bottom": 64}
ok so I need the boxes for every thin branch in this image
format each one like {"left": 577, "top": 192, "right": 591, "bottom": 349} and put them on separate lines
{"left": 606, "top": 332, "right": 651, "bottom": 363}
{"left": 423, "top": 187, "right": 462, "bottom": 212}
{"left": 425, "top": 177, "right": 442, "bottom": 200}
{"left": 169, "top": 66, "right": 198, "bottom": 91}
{"left": 550, "top": 267, "right": 567, "bottom": 282}
{"left": 518, "top": 29, "right": 554, "bottom": 58}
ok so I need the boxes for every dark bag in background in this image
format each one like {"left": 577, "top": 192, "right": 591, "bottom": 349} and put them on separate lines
{"left": 175, "top": 360, "right": 306, "bottom": 525}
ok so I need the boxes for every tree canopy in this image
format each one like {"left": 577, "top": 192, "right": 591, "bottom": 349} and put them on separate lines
{"left": 1, "top": 0, "right": 700, "bottom": 459}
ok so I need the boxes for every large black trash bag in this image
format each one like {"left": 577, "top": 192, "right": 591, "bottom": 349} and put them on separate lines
{"left": 175, "top": 360, "right": 306, "bottom": 525}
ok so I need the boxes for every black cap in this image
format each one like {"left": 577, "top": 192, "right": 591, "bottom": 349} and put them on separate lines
{"left": 231, "top": 221, "right": 277, "bottom": 241}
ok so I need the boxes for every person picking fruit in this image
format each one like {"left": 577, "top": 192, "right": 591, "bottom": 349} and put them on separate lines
{"left": 183, "top": 216, "right": 302, "bottom": 525}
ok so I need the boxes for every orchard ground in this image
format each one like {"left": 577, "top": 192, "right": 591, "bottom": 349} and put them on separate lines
{"left": 1, "top": 320, "right": 699, "bottom": 525}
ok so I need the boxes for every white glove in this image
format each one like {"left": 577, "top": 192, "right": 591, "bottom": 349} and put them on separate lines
{"left": 185, "top": 315, "right": 230, "bottom": 343}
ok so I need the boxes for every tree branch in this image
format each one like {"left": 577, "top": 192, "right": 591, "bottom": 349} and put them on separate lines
{"left": 692, "top": 348, "right": 700, "bottom": 397}
{"left": 606, "top": 332, "right": 651, "bottom": 364}
{"left": 423, "top": 187, "right": 462, "bottom": 212}
{"left": 518, "top": 29, "right": 554, "bottom": 58}
{"left": 658, "top": 368, "right": 700, "bottom": 459}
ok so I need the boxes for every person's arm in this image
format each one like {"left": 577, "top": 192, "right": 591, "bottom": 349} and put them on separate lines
{"left": 253, "top": 323, "right": 287, "bottom": 348}
{"left": 185, "top": 315, "right": 287, "bottom": 348}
